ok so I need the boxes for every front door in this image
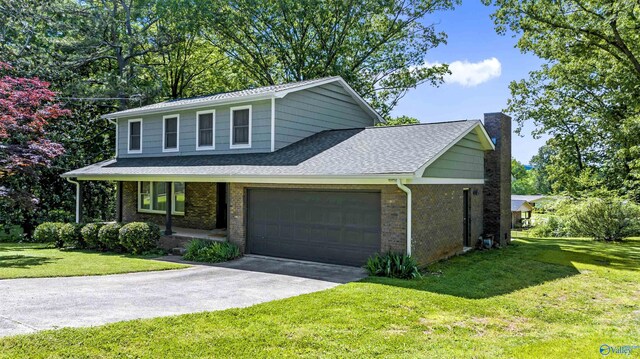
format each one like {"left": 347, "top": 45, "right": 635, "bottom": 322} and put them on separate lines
{"left": 463, "top": 189, "right": 470, "bottom": 247}
{"left": 216, "top": 183, "right": 228, "bottom": 229}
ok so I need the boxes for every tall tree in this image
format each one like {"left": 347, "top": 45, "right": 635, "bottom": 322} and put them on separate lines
{"left": 484, "top": 0, "right": 640, "bottom": 199}
{"left": 0, "top": 63, "right": 70, "bottom": 235}
{"left": 198, "top": 0, "right": 455, "bottom": 116}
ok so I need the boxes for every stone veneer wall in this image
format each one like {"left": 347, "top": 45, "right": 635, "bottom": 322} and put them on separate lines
{"left": 409, "top": 184, "right": 484, "bottom": 265}
{"left": 483, "top": 113, "right": 512, "bottom": 246}
{"left": 122, "top": 181, "right": 217, "bottom": 230}
{"left": 227, "top": 183, "right": 407, "bottom": 255}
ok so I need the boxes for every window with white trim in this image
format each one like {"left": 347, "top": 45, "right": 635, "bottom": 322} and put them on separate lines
{"left": 197, "top": 110, "right": 215, "bottom": 150}
{"left": 230, "top": 105, "right": 251, "bottom": 148}
{"left": 128, "top": 119, "right": 142, "bottom": 153}
{"left": 163, "top": 115, "right": 179, "bottom": 152}
{"left": 138, "top": 181, "right": 185, "bottom": 215}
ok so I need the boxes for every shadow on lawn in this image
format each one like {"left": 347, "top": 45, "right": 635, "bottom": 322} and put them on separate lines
{"left": 0, "top": 255, "right": 57, "bottom": 268}
{"left": 363, "top": 241, "right": 584, "bottom": 299}
{"left": 365, "top": 238, "right": 640, "bottom": 299}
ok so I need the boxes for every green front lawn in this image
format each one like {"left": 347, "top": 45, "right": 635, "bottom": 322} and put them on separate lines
{"left": 0, "top": 243, "right": 187, "bottom": 279}
{"left": 1, "top": 235, "right": 639, "bottom": 358}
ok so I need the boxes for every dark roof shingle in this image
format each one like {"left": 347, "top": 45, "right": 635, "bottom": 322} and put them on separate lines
{"left": 64, "top": 120, "right": 482, "bottom": 179}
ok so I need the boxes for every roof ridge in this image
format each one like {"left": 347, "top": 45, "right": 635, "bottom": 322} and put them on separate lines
{"left": 303, "top": 119, "right": 480, "bottom": 137}
{"left": 364, "top": 119, "right": 480, "bottom": 129}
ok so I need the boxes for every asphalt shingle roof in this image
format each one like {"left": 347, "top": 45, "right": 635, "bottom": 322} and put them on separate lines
{"left": 104, "top": 77, "right": 342, "bottom": 119}
{"left": 64, "top": 120, "right": 483, "bottom": 179}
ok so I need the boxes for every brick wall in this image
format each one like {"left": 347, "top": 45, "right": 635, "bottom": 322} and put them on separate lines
{"left": 122, "top": 181, "right": 217, "bottom": 230}
{"left": 483, "top": 113, "right": 512, "bottom": 246}
{"left": 409, "top": 184, "right": 483, "bottom": 265}
{"left": 228, "top": 183, "right": 407, "bottom": 254}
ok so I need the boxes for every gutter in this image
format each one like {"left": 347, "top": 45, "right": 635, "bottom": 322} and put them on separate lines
{"left": 395, "top": 179, "right": 412, "bottom": 256}
{"left": 65, "top": 178, "right": 81, "bottom": 223}
{"left": 101, "top": 94, "right": 276, "bottom": 119}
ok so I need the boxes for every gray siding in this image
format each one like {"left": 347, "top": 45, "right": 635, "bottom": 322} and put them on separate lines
{"left": 117, "top": 100, "right": 272, "bottom": 158}
{"left": 274, "top": 82, "right": 376, "bottom": 150}
{"left": 423, "top": 132, "right": 485, "bottom": 179}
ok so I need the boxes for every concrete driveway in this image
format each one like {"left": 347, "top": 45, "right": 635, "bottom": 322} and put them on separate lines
{"left": 0, "top": 256, "right": 366, "bottom": 337}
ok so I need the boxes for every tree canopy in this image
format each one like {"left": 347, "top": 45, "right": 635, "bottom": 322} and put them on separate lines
{"left": 0, "top": 0, "right": 457, "bottom": 235}
{"left": 484, "top": 0, "right": 640, "bottom": 199}
{"left": 198, "top": 0, "right": 455, "bottom": 117}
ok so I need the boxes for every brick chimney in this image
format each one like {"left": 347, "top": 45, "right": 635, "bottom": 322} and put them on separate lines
{"left": 483, "top": 112, "right": 512, "bottom": 246}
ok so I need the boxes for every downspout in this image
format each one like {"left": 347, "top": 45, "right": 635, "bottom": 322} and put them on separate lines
{"left": 395, "top": 179, "right": 412, "bottom": 256}
{"left": 107, "top": 118, "right": 118, "bottom": 158}
{"left": 66, "top": 177, "right": 81, "bottom": 223}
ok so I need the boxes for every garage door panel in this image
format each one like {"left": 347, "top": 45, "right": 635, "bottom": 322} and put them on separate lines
{"left": 247, "top": 189, "right": 381, "bottom": 266}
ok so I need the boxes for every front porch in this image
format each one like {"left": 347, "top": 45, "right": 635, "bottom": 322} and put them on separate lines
{"left": 159, "top": 226, "right": 228, "bottom": 251}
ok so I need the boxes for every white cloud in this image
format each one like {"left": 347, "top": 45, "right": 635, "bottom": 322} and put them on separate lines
{"left": 422, "top": 57, "right": 502, "bottom": 87}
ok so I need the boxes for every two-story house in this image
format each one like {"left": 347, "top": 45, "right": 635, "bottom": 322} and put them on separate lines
{"left": 63, "top": 77, "right": 511, "bottom": 266}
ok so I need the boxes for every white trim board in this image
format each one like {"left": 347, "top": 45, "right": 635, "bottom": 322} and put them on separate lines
{"left": 408, "top": 177, "right": 485, "bottom": 185}
{"left": 270, "top": 97, "right": 276, "bottom": 152}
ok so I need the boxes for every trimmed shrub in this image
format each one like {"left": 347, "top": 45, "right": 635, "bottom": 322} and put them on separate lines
{"left": 81, "top": 223, "right": 105, "bottom": 250}
{"left": 98, "top": 222, "right": 123, "bottom": 251}
{"left": 568, "top": 197, "right": 640, "bottom": 242}
{"left": 365, "top": 252, "right": 421, "bottom": 279}
{"left": 183, "top": 239, "right": 241, "bottom": 263}
{"left": 57, "top": 223, "right": 84, "bottom": 248}
{"left": 32, "top": 222, "right": 64, "bottom": 243}
{"left": 119, "top": 222, "right": 161, "bottom": 254}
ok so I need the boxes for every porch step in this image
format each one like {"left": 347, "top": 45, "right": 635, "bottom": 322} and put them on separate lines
{"left": 170, "top": 247, "right": 186, "bottom": 256}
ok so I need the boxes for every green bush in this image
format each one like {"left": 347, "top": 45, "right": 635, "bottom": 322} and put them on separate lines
{"left": 568, "top": 197, "right": 640, "bottom": 241}
{"left": 32, "top": 222, "right": 64, "bottom": 243}
{"left": 183, "top": 239, "right": 241, "bottom": 263}
{"left": 57, "top": 223, "right": 84, "bottom": 248}
{"left": 98, "top": 222, "right": 123, "bottom": 251}
{"left": 365, "top": 252, "right": 421, "bottom": 279}
{"left": 0, "top": 225, "right": 23, "bottom": 243}
{"left": 119, "top": 222, "right": 161, "bottom": 254}
{"left": 81, "top": 223, "right": 105, "bottom": 250}
{"left": 529, "top": 215, "right": 570, "bottom": 238}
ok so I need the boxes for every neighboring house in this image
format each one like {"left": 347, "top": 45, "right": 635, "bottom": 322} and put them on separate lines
{"left": 511, "top": 198, "right": 534, "bottom": 228}
{"left": 511, "top": 194, "right": 548, "bottom": 206}
{"left": 63, "top": 77, "right": 512, "bottom": 266}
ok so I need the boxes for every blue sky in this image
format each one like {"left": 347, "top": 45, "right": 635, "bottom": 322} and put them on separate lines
{"left": 390, "top": 1, "right": 547, "bottom": 164}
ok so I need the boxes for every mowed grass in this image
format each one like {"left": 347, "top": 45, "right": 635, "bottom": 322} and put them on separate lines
{"left": 0, "top": 243, "right": 187, "bottom": 279}
{"left": 1, "top": 235, "right": 639, "bottom": 358}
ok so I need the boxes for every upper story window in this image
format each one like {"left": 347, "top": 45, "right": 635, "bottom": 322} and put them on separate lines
{"left": 230, "top": 105, "right": 251, "bottom": 149}
{"left": 128, "top": 119, "right": 142, "bottom": 154}
{"left": 196, "top": 110, "right": 215, "bottom": 150}
{"left": 163, "top": 114, "right": 179, "bottom": 152}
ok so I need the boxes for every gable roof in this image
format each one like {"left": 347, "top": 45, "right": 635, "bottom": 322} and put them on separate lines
{"left": 511, "top": 194, "right": 548, "bottom": 203}
{"left": 63, "top": 120, "right": 490, "bottom": 181}
{"left": 511, "top": 199, "right": 534, "bottom": 212}
{"left": 102, "top": 76, "right": 382, "bottom": 122}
